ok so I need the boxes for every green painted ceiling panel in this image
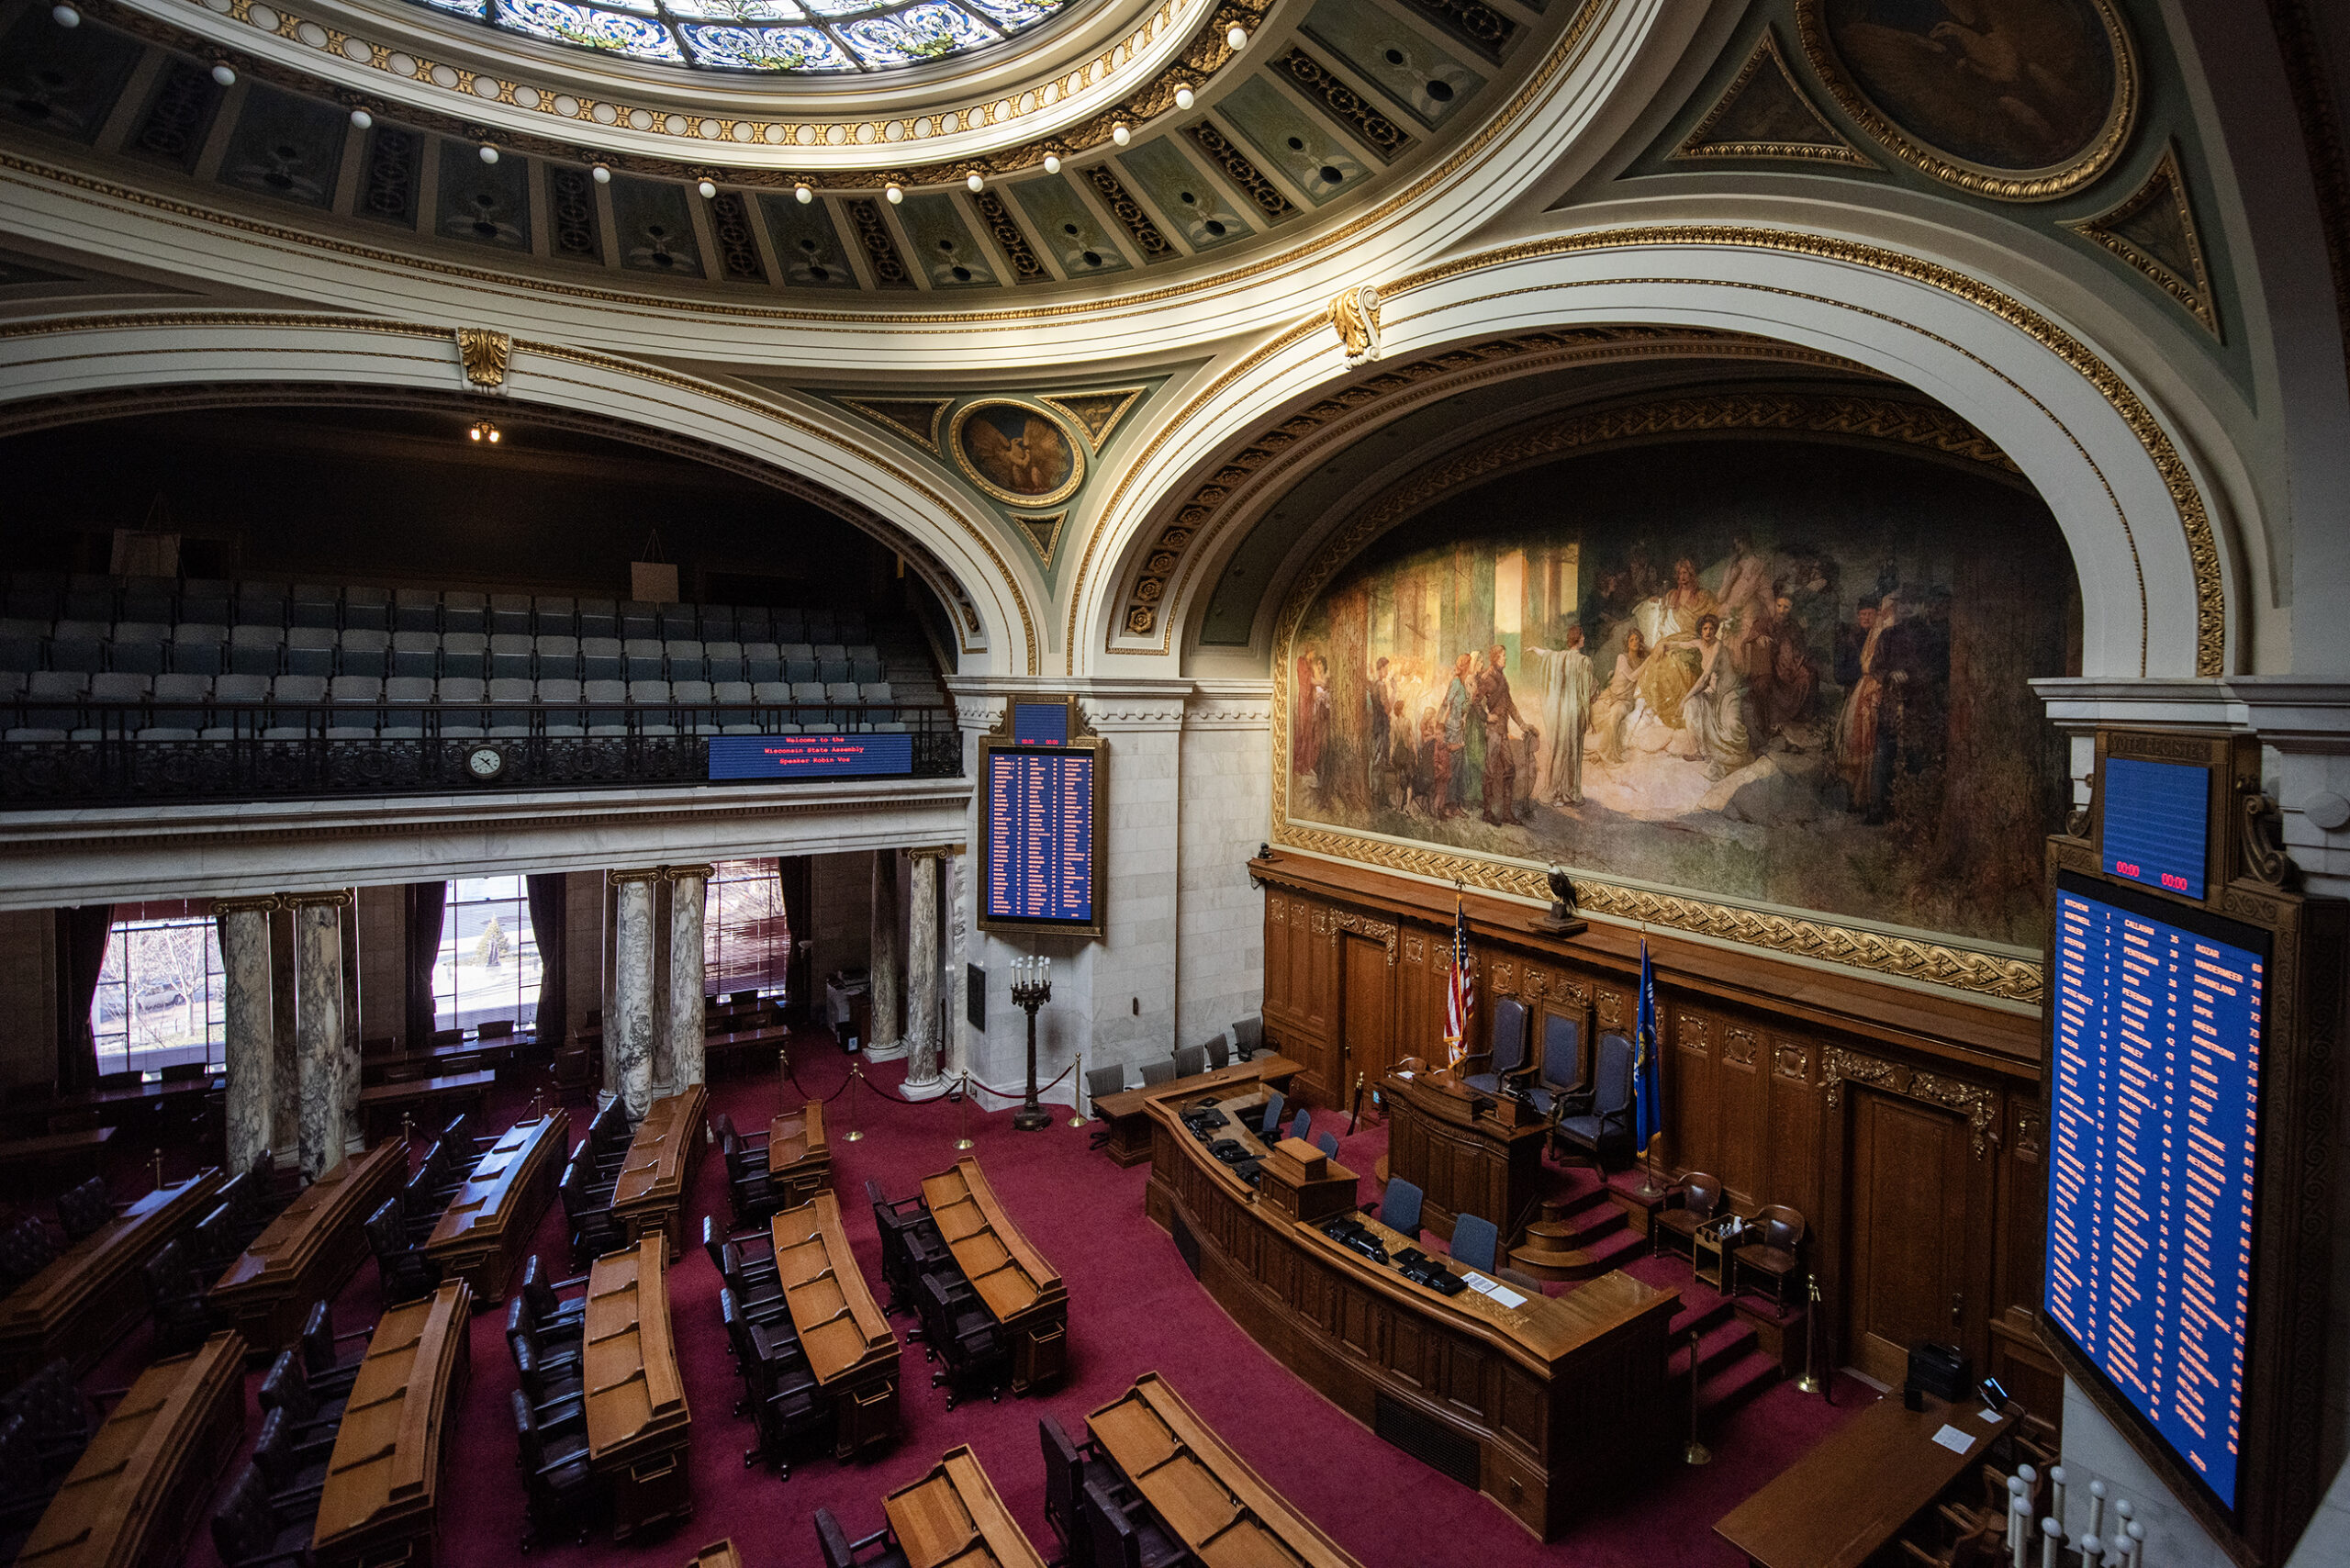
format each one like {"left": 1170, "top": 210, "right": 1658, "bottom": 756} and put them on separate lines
{"left": 1301, "top": 0, "right": 1484, "bottom": 129}
{"left": 1218, "top": 75, "right": 1370, "bottom": 205}
{"left": 893, "top": 192, "right": 999, "bottom": 288}
{"left": 1008, "top": 174, "right": 1132, "bottom": 277}
{"left": 1114, "top": 139, "right": 1256, "bottom": 252}
{"left": 436, "top": 139, "right": 531, "bottom": 251}
{"left": 755, "top": 194, "right": 859, "bottom": 288}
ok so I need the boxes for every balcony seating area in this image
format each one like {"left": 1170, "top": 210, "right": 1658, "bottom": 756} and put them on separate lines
{"left": 0, "top": 574, "right": 936, "bottom": 743}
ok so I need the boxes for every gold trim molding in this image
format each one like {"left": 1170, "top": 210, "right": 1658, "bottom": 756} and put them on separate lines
{"left": 1669, "top": 28, "right": 1875, "bottom": 169}
{"left": 947, "top": 397, "right": 1090, "bottom": 508}
{"left": 1793, "top": 0, "right": 2139, "bottom": 202}
{"left": 1821, "top": 1044, "right": 2001, "bottom": 1159}
{"left": 2063, "top": 144, "right": 2220, "bottom": 337}
{"left": 454, "top": 327, "right": 509, "bottom": 389}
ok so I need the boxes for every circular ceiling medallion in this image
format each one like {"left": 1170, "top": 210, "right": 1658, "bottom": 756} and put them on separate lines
{"left": 949, "top": 398, "right": 1085, "bottom": 506}
{"left": 1796, "top": 0, "right": 2138, "bottom": 202}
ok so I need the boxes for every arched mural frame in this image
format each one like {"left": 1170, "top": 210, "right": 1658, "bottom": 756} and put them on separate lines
{"left": 0, "top": 312, "right": 1038, "bottom": 673}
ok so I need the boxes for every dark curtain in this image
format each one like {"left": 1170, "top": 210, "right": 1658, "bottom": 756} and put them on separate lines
{"left": 54, "top": 905, "right": 111, "bottom": 1093}
{"left": 778, "top": 857, "right": 812, "bottom": 1023}
{"left": 404, "top": 881, "right": 447, "bottom": 1046}
{"left": 524, "top": 874, "right": 568, "bottom": 1045}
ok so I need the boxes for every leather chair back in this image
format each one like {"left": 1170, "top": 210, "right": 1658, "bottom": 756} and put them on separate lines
{"left": 1539, "top": 1013, "right": 1581, "bottom": 1091}
{"left": 1758, "top": 1204, "right": 1806, "bottom": 1251}
{"left": 1380, "top": 1178, "right": 1424, "bottom": 1238}
{"left": 1595, "top": 1033, "right": 1634, "bottom": 1113}
{"left": 1490, "top": 997, "right": 1528, "bottom": 1076}
{"left": 1451, "top": 1213, "right": 1500, "bottom": 1273}
{"left": 1258, "top": 1089, "right": 1285, "bottom": 1139}
{"left": 210, "top": 1465, "right": 282, "bottom": 1565}
{"left": 1173, "top": 1043, "right": 1207, "bottom": 1079}
{"left": 1140, "top": 1059, "right": 1174, "bottom": 1086}
{"left": 1040, "top": 1415, "right": 1088, "bottom": 1558}
{"left": 1204, "top": 1033, "right": 1231, "bottom": 1070}
{"left": 257, "top": 1351, "right": 316, "bottom": 1423}
{"left": 812, "top": 1508, "right": 859, "bottom": 1568}
{"left": 1084, "top": 1478, "right": 1146, "bottom": 1568}
{"left": 1086, "top": 1064, "right": 1126, "bottom": 1109}
{"left": 1684, "top": 1173, "right": 1723, "bottom": 1221}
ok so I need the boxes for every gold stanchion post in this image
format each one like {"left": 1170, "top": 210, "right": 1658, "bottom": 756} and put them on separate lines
{"left": 152, "top": 1147, "right": 164, "bottom": 1193}
{"left": 954, "top": 1070, "right": 975, "bottom": 1151}
{"left": 1796, "top": 1276, "right": 1826, "bottom": 1395}
{"left": 1684, "top": 1327, "right": 1713, "bottom": 1465}
{"left": 844, "top": 1061, "right": 865, "bottom": 1142}
{"left": 1069, "top": 1052, "right": 1090, "bottom": 1127}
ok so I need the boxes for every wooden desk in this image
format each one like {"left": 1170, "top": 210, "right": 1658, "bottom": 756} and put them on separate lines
{"left": 611, "top": 1085, "right": 707, "bottom": 1260}
{"left": 1092, "top": 1055, "right": 1304, "bottom": 1167}
{"left": 767, "top": 1100, "right": 831, "bottom": 1210}
{"left": 0, "top": 1126, "right": 115, "bottom": 1181}
{"left": 1713, "top": 1393, "right": 2012, "bottom": 1568}
{"left": 357, "top": 1070, "right": 496, "bottom": 1138}
{"left": 1381, "top": 1067, "right": 1549, "bottom": 1245}
{"left": 362, "top": 1039, "right": 517, "bottom": 1088}
{"left": 14, "top": 1328, "right": 245, "bottom": 1568}
{"left": 919, "top": 1156, "right": 1068, "bottom": 1394}
{"left": 310, "top": 1281, "right": 473, "bottom": 1568}
{"left": 1144, "top": 1096, "right": 1677, "bottom": 1540}
{"left": 686, "top": 1543, "right": 744, "bottom": 1568}
{"left": 1088, "top": 1374, "right": 1364, "bottom": 1568}
{"left": 771, "top": 1191, "right": 899, "bottom": 1458}
{"left": 584, "top": 1238, "right": 692, "bottom": 1541}
{"left": 424, "top": 1110, "right": 569, "bottom": 1304}
{"left": 883, "top": 1445, "right": 1049, "bottom": 1568}
{"left": 0, "top": 1170, "right": 222, "bottom": 1383}
{"left": 209, "top": 1140, "right": 407, "bottom": 1351}
{"left": 706, "top": 1023, "right": 792, "bottom": 1081}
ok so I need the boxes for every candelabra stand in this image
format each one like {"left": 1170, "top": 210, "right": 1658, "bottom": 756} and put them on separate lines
{"left": 1012, "top": 959, "right": 1053, "bottom": 1132}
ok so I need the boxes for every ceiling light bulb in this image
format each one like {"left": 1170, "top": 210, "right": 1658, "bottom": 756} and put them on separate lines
{"left": 966, "top": 173, "right": 984, "bottom": 193}
{"left": 884, "top": 184, "right": 902, "bottom": 204}
{"left": 1175, "top": 87, "right": 1194, "bottom": 110}
{"left": 469, "top": 420, "right": 500, "bottom": 444}
{"left": 210, "top": 62, "right": 237, "bottom": 87}
{"left": 478, "top": 143, "right": 498, "bottom": 164}
{"left": 794, "top": 183, "right": 812, "bottom": 203}
{"left": 349, "top": 108, "right": 372, "bottom": 130}
{"left": 1225, "top": 25, "right": 1248, "bottom": 50}
{"left": 50, "top": 5, "right": 79, "bottom": 27}
{"left": 1043, "top": 154, "right": 1061, "bottom": 174}
{"left": 1112, "top": 123, "right": 1130, "bottom": 146}
{"left": 698, "top": 178, "right": 717, "bottom": 198}
{"left": 592, "top": 163, "right": 610, "bottom": 184}
{"left": 488, "top": 428, "right": 500, "bottom": 442}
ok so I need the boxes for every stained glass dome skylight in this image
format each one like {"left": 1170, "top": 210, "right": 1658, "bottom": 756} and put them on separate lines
{"left": 417, "top": 0, "right": 1066, "bottom": 74}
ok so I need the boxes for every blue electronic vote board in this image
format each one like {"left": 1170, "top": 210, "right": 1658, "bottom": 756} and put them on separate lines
{"left": 2102, "top": 756, "right": 2210, "bottom": 900}
{"left": 2045, "top": 870, "right": 2267, "bottom": 1513}
{"left": 985, "top": 748, "right": 1095, "bottom": 924}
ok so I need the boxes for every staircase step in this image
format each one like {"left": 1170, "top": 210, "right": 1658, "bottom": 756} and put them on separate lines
{"left": 1667, "top": 1318, "right": 1753, "bottom": 1383}
{"left": 1667, "top": 1297, "right": 1734, "bottom": 1343}
{"left": 1695, "top": 1348, "right": 1782, "bottom": 1419}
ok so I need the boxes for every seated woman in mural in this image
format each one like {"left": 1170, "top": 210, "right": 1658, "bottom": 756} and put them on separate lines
{"left": 1632, "top": 556, "right": 1721, "bottom": 730}
{"left": 1589, "top": 627, "right": 1650, "bottom": 766}
{"left": 1683, "top": 614, "right": 1756, "bottom": 781}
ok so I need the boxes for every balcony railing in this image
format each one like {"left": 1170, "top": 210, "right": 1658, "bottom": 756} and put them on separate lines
{"left": 0, "top": 701, "right": 962, "bottom": 806}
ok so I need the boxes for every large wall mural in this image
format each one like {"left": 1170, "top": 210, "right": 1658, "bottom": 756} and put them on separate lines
{"left": 1280, "top": 431, "right": 2080, "bottom": 956}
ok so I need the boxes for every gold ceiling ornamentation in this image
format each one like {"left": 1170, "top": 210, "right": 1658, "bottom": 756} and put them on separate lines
{"left": 111, "top": 0, "right": 1270, "bottom": 180}
{"left": 1669, "top": 28, "right": 1875, "bottom": 168}
{"left": 1329, "top": 283, "right": 1382, "bottom": 364}
{"left": 1037, "top": 387, "right": 1147, "bottom": 452}
{"left": 1013, "top": 511, "right": 1069, "bottom": 565}
{"left": 454, "top": 327, "right": 510, "bottom": 389}
{"left": 1821, "top": 1046, "right": 2001, "bottom": 1158}
{"left": 1108, "top": 329, "right": 1878, "bottom": 645}
{"left": 1255, "top": 387, "right": 2055, "bottom": 1006}
{"left": 1792, "top": 0, "right": 2138, "bottom": 202}
{"left": 2063, "top": 145, "right": 2220, "bottom": 336}
{"left": 838, "top": 396, "right": 953, "bottom": 454}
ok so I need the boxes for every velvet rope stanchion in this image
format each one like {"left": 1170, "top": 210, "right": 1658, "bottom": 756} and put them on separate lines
{"left": 843, "top": 1060, "right": 866, "bottom": 1142}
{"left": 1684, "top": 1326, "right": 1712, "bottom": 1466}
{"left": 1796, "top": 1276, "right": 1825, "bottom": 1395}
{"left": 1069, "top": 1052, "right": 1090, "bottom": 1128}
{"left": 954, "top": 1070, "right": 975, "bottom": 1151}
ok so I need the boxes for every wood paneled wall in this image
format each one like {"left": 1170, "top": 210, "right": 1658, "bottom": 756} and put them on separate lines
{"left": 1256, "top": 854, "right": 2063, "bottom": 1412}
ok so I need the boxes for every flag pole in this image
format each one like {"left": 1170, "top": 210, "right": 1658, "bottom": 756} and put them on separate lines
{"left": 1636, "top": 921, "right": 1666, "bottom": 1198}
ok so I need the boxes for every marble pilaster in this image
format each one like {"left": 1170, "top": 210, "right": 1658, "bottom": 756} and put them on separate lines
{"left": 903, "top": 846, "right": 946, "bottom": 1093}
{"left": 288, "top": 890, "right": 351, "bottom": 1180}
{"left": 866, "top": 849, "right": 906, "bottom": 1061}
{"left": 609, "top": 868, "right": 658, "bottom": 1119}
{"left": 216, "top": 895, "right": 278, "bottom": 1177}
{"left": 664, "top": 865, "right": 710, "bottom": 1089}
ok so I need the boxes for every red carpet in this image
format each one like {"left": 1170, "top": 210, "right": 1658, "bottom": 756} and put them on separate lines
{"left": 103, "top": 1033, "right": 1871, "bottom": 1567}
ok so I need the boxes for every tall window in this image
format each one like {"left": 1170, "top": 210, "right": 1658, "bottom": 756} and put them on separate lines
{"left": 705, "top": 858, "right": 791, "bottom": 998}
{"left": 91, "top": 904, "right": 226, "bottom": 1074}
{"left": 434, "top": 876, "right": 542, "bottom": 1031}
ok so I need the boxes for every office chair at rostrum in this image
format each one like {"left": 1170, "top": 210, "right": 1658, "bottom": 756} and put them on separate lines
{"left": 919, "top": 1269, "right": 1008, "bottom": 1410}
{"left": 1084, "top": 1064, "right": 1127, "bottom": 1149}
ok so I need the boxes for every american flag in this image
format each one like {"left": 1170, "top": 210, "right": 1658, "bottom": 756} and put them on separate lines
{"left": 1444, "top": 890, "right": 1474, "bottom": 1070}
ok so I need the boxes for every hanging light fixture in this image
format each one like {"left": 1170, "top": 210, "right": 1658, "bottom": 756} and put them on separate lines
{"left": 1225, "top": 25, "right": 1248, "bottom": 50}
{"left": 966, "top": 173, "right": 985, "bottom": 193}
{"left": 478, "top": 143, "right": 499, "bottom": 164}
{"left": 884, "top": 183, "right": 903, "bottom": 204}
{"left": 349, "top": 107, "right": 372, "bottom": 130}
{"left": 1112, "top": 123, "right": 1130, "bottom": 146}
{"left": 794, "top": 183, "right": 813, "bottom": 203}
{"left": 697, "top": 178, "right": 717, "bottom": 198}
{"left": 467, "top": 420, "right": 502, "bottom": 444}
{"left": 592, "top": 163, "right": 611, "bottom": 184}
{"left": 210, "top": 62, "right": 237, "bottom": 86}
{"left": 51, "top": 6, "right": 80, "bottom": 27}
{"left": 1043, "top": 154, "right": 1061, "bottom": 174}
{"left": 1175, "top": 86, "right": 1194, "bottom": 111}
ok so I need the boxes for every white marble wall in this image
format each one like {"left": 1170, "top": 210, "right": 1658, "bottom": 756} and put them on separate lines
{"left": 867, "top": 849, "right": 904, "bottom": 1060}
{"left": 218, "top": 898, "right": 275, "bottom": 1176}
{"left": 610, "top": 871, "right": 656, "bottom": 1118}
{"left": 291, "top": 894, "right": 349, "bottom": 1179}
{"left": 664, "top": 867, "right": 708, "bottom": 1089}
{"left": 1177, "top": 683, "right": 1273, "bottom": 1046}
{"left": 904, "top": 848, "right": 944, "bottom": 1090}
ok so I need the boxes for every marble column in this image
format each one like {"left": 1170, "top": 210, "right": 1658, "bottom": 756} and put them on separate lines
{"left": 664, "top": 865, "right": 711, "bottom": 1089}
{"left": 288, "top": 891, "right": 351, "bottom": 1179}
{"left": 902, "top": 847, "right": 945, "bottom": 1093}
{"left": 338, "top": 893, "right": 362, "bottom": 1150}
{"left": 216, "top": 895, "right": 278, "bottom": 1177}
{"left": 866, "top": 849, "right": 906, "bottom": 1061}
{"left": 609, "top": 869, "right": 658, "bottom": 1119}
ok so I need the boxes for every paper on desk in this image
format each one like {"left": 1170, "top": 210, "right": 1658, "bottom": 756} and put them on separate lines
{"left": 1460, "top": 1271, "right": 1528, "bottom": 1309}
{"left": 1931, "top": 1424, "right": 1975, "bottom": 1455}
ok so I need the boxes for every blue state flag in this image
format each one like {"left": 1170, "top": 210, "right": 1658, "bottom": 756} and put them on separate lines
{"left": 1632, "top": 938, "right": 1662, "bottom": 1154}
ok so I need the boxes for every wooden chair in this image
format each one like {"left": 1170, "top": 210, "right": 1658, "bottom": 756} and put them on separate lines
{"left": 1461, "top": 996, "right": 1531, "bottom": 1094}
{"left": 1730, "top": 1204, "right": 1807, "bottom": 1309}
{"left": 1654, "top": 1172, "right": 1726, "bottom": 1260}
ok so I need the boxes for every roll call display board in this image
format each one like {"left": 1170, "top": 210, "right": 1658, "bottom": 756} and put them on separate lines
{"left": 984, "top": 749, "right": 1098, "bottom": 928}
{"left": 2046, "top": 870, "right": 2268, "bottom": 1514}
{"left": 2102, "top": 756, "right": 2211, "bottom": 901}
{"left": 708, "top": 733, "right": 912, "bottom": 781}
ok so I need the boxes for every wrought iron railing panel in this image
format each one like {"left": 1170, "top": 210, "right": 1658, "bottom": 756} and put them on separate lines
{"left": 0, "top": 703, "right": 963, "bottom": 806}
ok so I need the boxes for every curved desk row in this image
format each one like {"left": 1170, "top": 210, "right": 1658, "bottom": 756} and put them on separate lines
{"left": 209, "top": 1141, "right": 407, "bottom": 1351}
{"left": 1143, "top": 1092, "right": 1677, "bottom": 1540}
{"left": 767, "top": 1100, "right": 831, "bottom": 1210}
{"left": 612, "top": 1086, "right": 707, "bottom": 1260}
{"left": 15, "top": 1329, "right": 246, "bottom": 1568}
{"left": 0, "top": 1170, "right": 222, "bottom": 1384}
{"left": 425, "top": 1109, "right": 568, "bottom": 1304}
{"left": 883, "top": 1445, "right": 1049, "bottom": 1568}
{"left": 771, "top": 1190, "right": 899, "bottom": 1458}
{"left": 310, "top": 1281, "right": 473, "bottom": 1568}
{"left": 920, "top": 1157, "right": 1067, "bottom": 1395}
{"left": 586, "top": 1237, "right": 693, "bottom": 1541}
